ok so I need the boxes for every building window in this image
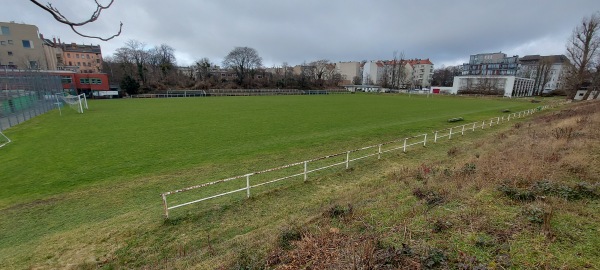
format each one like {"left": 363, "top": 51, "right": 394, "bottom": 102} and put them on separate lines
{"left": 86, "top": 54, "right": 90, "bottom": 59}
{"left": 0, "top": 41, "right": 5, "bottom": 45}
{"left": 7, "top": 40, "right": 13, "bottom": 45}
{"left": 22, "top": 40, "right": 33, "bottom": 48}
{"left": 77, "top": 62, "right": 81, "bottom": 66}
{"left": 61, "top": 76, "right": 72, "bottom": 84}
{"left": 80, "top": 78, "right": 90, "bottom": 84}
{"left": 67, "top": 53, "right": 71, "bottom": 58}
{"left": 29, "top": 61, "right": 38, "bottom": 69}
{"left": 90, "top": 78, "right": 102, "bottom": 84}
{"left": 76, "top": 54, "right": 79, "bottom": 58}
{"left": 1, "top": 26, "right": 9, "bottom": 35}
{"left": 7, "top": 51, "right": 13, "bottom": 56}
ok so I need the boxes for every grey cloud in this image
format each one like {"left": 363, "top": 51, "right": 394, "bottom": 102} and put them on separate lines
{"left": 2, "top": 0, "right": 598, "bottom": 67}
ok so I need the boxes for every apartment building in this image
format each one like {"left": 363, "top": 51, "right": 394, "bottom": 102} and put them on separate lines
{"left": 518, "top": 55, "right": 570, "bottom": 94}
{"left": 60, "top": 42, "right": 103, "bottom": 73}
{"left": 406, "top": 59, "right": 434, "bottom": 88}
{"left": 335, "top": 61, "right": 362, "bottom": 84}
{"left": 461, "top": 52, "right": 519, "bottom": 76}
{"left": 42, "top": 37, "right": 64, "bottom": 70}
{"left": 360, "top": 58, "right": 433, "bottom": 88}
{"left": 0, "top": 21, "right": 47, "bottom": 70}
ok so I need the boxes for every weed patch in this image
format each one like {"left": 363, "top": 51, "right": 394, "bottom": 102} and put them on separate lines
{"left": 499, "top": 180, "right": 599, "bottom": 202}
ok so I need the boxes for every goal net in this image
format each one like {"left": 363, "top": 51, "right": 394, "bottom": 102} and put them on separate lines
{"left": 56, "top": 94, "right": 88, "bottom": 114}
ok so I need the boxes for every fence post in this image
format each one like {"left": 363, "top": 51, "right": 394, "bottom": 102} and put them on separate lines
{"left": 346, "top": 151, "right": 350, "bottom": 169}
{"left": 378, "top": 144, "right": 382, "bottom": 159}
{"left": 462, "top": 125, "right": 465, "bottom": 135}
{"left": 423, "top": 133, "right": 427, "bottom": 146}
{"left": 449, "top": 128, "right": 453, "bottom": 140}
{"left": 497, "top": 117, "right": 500, "bottom": 125}
{"left": 472, "top": 122, "right": 476, "bottom": 131}
{"left": 403, "top": 138, "right": 407, "bottom": 152}
{"left": 434, "top": 131, "right": 438, "bottom": 143}
{"left": 246, "top": 174, "right": 251, "bottom": 198}
{"left": 304, "top": 161, "right": 308, "bottom": 181}
{"left": 162, "top": 194, "right": 169, "bottom": 219}
{"left": 481, "top": 120, "right": 485, "bottom": 129}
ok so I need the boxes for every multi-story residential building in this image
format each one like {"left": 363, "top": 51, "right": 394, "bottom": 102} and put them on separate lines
{"left": 335, "top": 61, "right": 362, "bottom": 85}
{"left": 361, "top": 61, "right": 385, "bottom": 85}
{"left": 60, "top": 42, "right": 103, "bottom": 73}
{"left": 461, "top": 52, "right": 519, "bottom": 76}
{"left": 406, "top": 59, "right": 434, "bottom": 88}
{"left": 518, "top": 55, "right": 570, "bottom": 94}
{"left": 0, "top": 21, "right": 47, "bottom": 70}
{"left": 360, "top": 58, "right": 433, "bottom": 88}
{"left": 41, "top": 37, "right": 64, "bottom": 70}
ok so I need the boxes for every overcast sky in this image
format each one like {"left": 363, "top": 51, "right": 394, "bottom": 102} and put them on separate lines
{"left": 2, "top": 1, "right": 598, "bottom": 68}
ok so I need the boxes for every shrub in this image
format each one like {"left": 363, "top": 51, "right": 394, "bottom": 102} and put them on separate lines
{"left": 325, "top": 204, "right": 353, "bottom": 219}
{"left": 278, "top": 226, "right": 303, "bottom": 250}
{"left": 448, "top": 117, "right": 464, "bottom": 123}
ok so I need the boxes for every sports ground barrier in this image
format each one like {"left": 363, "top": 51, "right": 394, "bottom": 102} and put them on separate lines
{"left": 160, "top": 103, "right": 561, "bottom": 218}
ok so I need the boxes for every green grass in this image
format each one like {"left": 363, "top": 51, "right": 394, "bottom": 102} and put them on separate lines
{"left": 0, "top": 93, "right": 543, "bottom": 268}
{"left": 0, "top": 94, "right": 532, "bottom": 207}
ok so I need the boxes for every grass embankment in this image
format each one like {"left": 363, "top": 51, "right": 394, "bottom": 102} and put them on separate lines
{"left": 262, "top": 101, "right": 600, "bottom": 269}
{"left": 0, "top": 94, "right": 550, "bottom": 269}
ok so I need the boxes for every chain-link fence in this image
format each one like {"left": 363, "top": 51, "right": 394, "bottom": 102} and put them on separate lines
{"left": 0, "top": 70, "right": 63, "bottom": 131}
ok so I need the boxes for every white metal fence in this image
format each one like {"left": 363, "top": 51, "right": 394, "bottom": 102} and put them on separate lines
{"left": 160, "top": 104, "right": 558, "bottom": 218}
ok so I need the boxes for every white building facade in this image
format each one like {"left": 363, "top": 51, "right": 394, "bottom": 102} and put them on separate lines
{"left": 518, "top": 55, "right": 570, "bottom": 94}
{"left": 451, "top": 75, "right": 535, "bottom": 98}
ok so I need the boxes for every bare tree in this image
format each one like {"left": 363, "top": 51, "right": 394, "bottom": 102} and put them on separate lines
{"left": 432, "top": 65, "right": 461, "bottom": 87}
{"left": 223, "top": 47, "right": 262, "bottom": 87}
{"left": 125, "top": 40, "right": 149, "bottom": 86}
{"left": 30, "top": 0, "right": 122, "bottom": 41}
{"left": 532, "top": 57, "right": 553, "bottom": 95}
{"left": 194, "top": 58, "right": 213, "bottom": 82}
{"left": 565, "top": 12, "right": 600, "bottom": 99}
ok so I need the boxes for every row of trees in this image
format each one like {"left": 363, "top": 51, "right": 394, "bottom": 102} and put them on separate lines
{"left": 103, "top": 40, "right": 186, "bottom": 94}
{"left": 103, "top": 43, "right": 348, "bottom": 95}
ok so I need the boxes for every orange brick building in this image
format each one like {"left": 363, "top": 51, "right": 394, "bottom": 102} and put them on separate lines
{"left": 60, "top": 43, "right": 102, "bottom": 73}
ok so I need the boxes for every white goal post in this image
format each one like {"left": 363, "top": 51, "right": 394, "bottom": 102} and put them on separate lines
{"left": 0, "top": 131, "right": 11, "bottom": 148}
{"left": 56, "top": 93, "right": 88, "bottom": 114}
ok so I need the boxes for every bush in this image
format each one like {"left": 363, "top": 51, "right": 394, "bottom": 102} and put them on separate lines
{"left": 325, "top": 204, "right": 353, "bottom": 219}
{"left": 448, "top": 117, "right": 464, "bottom": 123}
{"left": 278, "top": 226, "right": 303, "bottom": 250}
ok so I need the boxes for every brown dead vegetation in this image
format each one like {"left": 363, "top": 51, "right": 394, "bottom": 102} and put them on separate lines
{"left": 243, "top": 100, "right": 600, "bottom": 269}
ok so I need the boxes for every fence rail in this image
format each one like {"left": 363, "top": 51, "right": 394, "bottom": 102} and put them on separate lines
{"left": 132, "top": 89, "right": 351, "bottom": 98}
{"left": 160, "top": 103, "right": 558, "bottom": 218}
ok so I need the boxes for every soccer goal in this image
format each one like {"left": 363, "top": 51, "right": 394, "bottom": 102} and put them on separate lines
{"left": 56, "top": 93, "right": 88, "bottom": 114}
{"left": 0, "top": 131, "right": 11, "bottom": 148}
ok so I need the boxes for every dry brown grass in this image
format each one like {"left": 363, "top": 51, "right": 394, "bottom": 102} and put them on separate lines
{"left": 264, "top": 100, "right": 600, "bottom": 269}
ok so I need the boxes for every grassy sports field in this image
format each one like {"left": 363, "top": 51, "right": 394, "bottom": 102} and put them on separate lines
{"left": 0, "top": 93, "right": 542, "bottom": 268}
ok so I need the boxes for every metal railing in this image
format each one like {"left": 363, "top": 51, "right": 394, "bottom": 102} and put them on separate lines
{"left": 160, "top": 103, "right": 558, "bottom": 218}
